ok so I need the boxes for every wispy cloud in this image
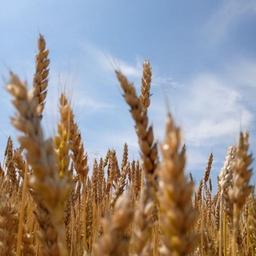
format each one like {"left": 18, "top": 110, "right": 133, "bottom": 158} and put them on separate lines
{"left": 226, "top": 58, "right": 256, "bottom": 88}
{"left": 81, "top": 42, "right": 142, "bottom": 79}
{"left": 205, "top": 0, "right": 256, "bottom": 43}
{"left": 182, "top": 72, "right": 253, "bottom": 144}
{"left": 75, "top": 97, "right": 114, "bottom": 110}
{"left": 153, "top": 75, "right": 182, "bottom": 89}
{"left": 150, "top": 58, "right": 256, "bottom": 174}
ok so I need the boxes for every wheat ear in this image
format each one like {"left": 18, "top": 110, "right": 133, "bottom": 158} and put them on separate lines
{"left": 33, "top": 34, "right": 50, "bottom": 117}
{"left": 115, "top": 70, "right": 158, "bottom": 176}
{"left": 158, "top": 113, "right": 197, "bottom": 255}
{"left": 93, "top": 193, "right": 134, "bottom": 256}
{"left": 139, "top": 60, "right": 152, "bottom": 110}
{"left": 228, "top": 132, "right": 253, "bottom": 256}
{"left": 7, "top": 73, "right": 71, "bottom": 256}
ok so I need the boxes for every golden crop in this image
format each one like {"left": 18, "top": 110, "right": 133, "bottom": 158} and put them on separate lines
{"left": 0, "top": 35, "right": 254, "bottom": 256}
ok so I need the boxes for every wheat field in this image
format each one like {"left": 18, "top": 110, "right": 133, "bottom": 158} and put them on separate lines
{"left": 0, "top": 35, "right": 255, "bottom": 256}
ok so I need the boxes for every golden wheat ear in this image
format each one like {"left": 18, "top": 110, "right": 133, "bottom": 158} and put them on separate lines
{"left": 140, "top": 60, "right": 152, "bottom": 110}
{"left": 57, "top": 93, "right": 89, "bottom": 182}
{"left": 33, "top": 34, "right": 50, "bottom": 118}
{"left": 54, "top": 93, "right": 72, "bottom": 178}
{"left": 115, "top": 69, "right": 158, "bottom": 176}
{"left": 7, "top": 73, "right": 71, "bottom": 256}
{"left": 228, "top": 132, "right": 253, "bottom": 255}
{"left": 0, "top": 196, "right": 19, "bottom": 255}
{"left": 4, "top": 136, "right": 18, "bottom": 189}
{"left": 158, "top": 112, "right": 197, "bottom": 255}
{"left": 203, "top": 153, "right": 213, "bottom": 184}
{"left": 92, "top": 193, "right": 134, "bottom": 256}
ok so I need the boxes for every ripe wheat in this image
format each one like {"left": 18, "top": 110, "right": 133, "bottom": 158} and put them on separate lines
{"left": 0, "top": 35, "right": 255, "bottom": 256}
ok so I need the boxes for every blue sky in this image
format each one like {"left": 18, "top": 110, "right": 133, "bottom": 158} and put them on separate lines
{"left": 0, "top": 0, "right": 256, "bottom": 184}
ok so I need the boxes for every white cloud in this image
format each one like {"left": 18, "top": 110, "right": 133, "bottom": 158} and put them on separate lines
{"left": 111, "top": 58, "right": 141, "bottom": 78}
{"left": 149, "top": 59, "right": 256, "bottom": 172}
{"left": 75, "top": 96, "right": 114, "bottom": 110}
{"left": 186, "top": 115, "right": 250, "bottom": 143}
{"left": 226, "top": 59, "right": 256, "bottom": 88}
{"left": 153, "top": 75, "right": 182, "bottom": 89}
{"left": 178, "top": 72, "right": 253, "bottom": 144}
